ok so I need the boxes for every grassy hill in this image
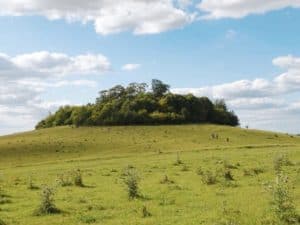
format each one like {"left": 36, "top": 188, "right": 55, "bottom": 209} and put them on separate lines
{"left": 0, "top": 125, "right": 299, "bottom": 225}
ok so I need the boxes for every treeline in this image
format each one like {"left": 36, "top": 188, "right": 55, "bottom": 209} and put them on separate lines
{"left": 36, "top": 79, "right": 239, "bottom": 129}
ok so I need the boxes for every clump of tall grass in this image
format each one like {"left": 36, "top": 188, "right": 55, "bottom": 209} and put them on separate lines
{"left": 34, "top": 186, "right": 60, "bottom": 216}
{"left": 200, "top": 170, "right": 218, "bottom": 185}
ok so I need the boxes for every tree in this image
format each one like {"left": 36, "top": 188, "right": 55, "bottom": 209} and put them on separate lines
{"left": 151, "top": 79, "right": 170, "bottom": 97}
{"left": 71, "top": 106, "right": 91, "bottom": 127}
{"left": 214, "top": 99, "right": 227, "bottom": 111}
{"left": 36, "top": 80, "right": 240, "bottom": 128}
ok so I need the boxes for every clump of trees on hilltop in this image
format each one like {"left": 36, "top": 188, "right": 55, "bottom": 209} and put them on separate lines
{"left": 36, "top": 79, "right": 239, "bottom": 129}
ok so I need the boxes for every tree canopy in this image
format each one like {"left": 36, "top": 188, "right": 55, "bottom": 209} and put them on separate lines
{"left": 36, "top": 79, "right": 239, "bottom": 129}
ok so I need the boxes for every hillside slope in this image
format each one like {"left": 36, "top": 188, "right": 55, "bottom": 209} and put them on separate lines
{"left": 0, "top": 125, "right": 299, "bottom": 167}
{"left": 0, "top": 125, "right": 299, "bottom": 225}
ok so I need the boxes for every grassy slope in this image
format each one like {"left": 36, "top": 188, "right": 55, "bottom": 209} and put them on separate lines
{"left": 0, "top": 125, "right": 299, "bottom": 225}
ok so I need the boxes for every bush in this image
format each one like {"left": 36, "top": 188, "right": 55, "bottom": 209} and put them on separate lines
{"left": 272, "top": 173, "right": 299, "bottom": 224}
{"left": 224, "top": 170, "right": 234, "bottom": 181}
{"left": 200, "top": 170, "right": 217, "bottom": 185}
{"left": 0, "top": 219, "right": 6, "bottom": 225}
{"left": 34, "top": 186, "right": 60, "bottom": 215}
{"left": 56, "top": 173, "right": 73, "bottom": 187}
{"left": 124, "top": 168, "right": 140, "bottom": 199}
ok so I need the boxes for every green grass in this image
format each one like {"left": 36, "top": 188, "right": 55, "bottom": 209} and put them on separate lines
{"left": 0, "top": 124, "right": 299, "bottom": 225}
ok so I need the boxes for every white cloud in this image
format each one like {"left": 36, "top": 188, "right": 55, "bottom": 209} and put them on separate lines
{"left": 198, "top": 0, "right": 300, "bottom": 19}
{"left": 0, "top": 51, "right": 106, "bottom": 135}
{"left": 172, "top": 55, "right": 300, "bottom": 133}
{"left": 122, "top": 63, "right": 141, "bottom": 71}
{"left": 0, "top": 0, "right": 195, "bottom": 35}
{"left": 11, "top": 51, "right": 111, "bottom": 76}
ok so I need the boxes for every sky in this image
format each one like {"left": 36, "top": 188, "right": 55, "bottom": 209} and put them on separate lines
{"left": 1, "top": 0, "right": 300, "bottom": 135}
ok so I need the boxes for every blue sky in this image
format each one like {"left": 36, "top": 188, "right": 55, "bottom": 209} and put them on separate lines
{"left": 1, "top": 0, "right": 300, "bottom": 135}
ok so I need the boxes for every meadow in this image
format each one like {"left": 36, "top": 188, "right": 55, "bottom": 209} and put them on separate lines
{"left": 0, "top": 125, "right": 299, "bottom": 225}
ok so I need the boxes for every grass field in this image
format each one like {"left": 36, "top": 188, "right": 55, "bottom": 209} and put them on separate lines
{"left": 0, "top": 125, "right": 299, "bottom": 225}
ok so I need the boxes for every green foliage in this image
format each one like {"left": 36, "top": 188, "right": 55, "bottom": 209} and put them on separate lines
{"left": 36, "top": 79, "right": 239, "bottom": 129}
{"left": 0, "top": 219, "right": 6, "bottom": 225}
{"left": 274, "top": 154, "right": 293, "bottom": 173}
{"left": 56, "top": 173, "right": 73, "bottom": 187}
{"left": 200, "top": 170, "right": 218, "bottom": 185}
{"left": 34, "top": 186, "right": 60, "bottom": 216}
{"left": 272, "top": 173, "right": 299, "bottom": 224}
{"left": 124, "top": 168, "right": 140, "bottom": 199}
{"left": 151, "top": 79, "right": 170, "bottom": 97}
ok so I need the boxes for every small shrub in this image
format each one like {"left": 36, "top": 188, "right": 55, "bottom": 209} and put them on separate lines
{"left": 34, "top": 186, "right": 60, "bottom": 215}
{"left": 272, "top": 173, "right": 299, "bottom": 224}
{"left": 200, "top": 170, "right": 217, "bottom": 185}
{"left": 73, "top": 169, "right": 84, "bottom": 187}
{"left": 56, "top": 173, "right": 72, "bottom": 187}
{"left": 124, "top": 168, "right": 140, "bottom": 199}
{"left": 224, "top": 170, "right": 234, "bottom": 181}
{"left": 142, "top": 206, "right": 151, "bottom": 218}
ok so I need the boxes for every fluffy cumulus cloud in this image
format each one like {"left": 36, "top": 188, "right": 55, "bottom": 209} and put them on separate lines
{"left": 173, "top": 55, "right": 300, "bottom": 133}
{"left": 0, "top": 0, "right": 195, "bottom": 35}
{"left": 0, "top": 1, "right": 300, "bottom": 35}
{"left": 122, "top": 63, "right": 141, "bottom": 71}
{"left": 0, "top": 51, "right": 109, "bottom": 135}
{"left": 198, "top": 0, "right": 300, "bottom": 19}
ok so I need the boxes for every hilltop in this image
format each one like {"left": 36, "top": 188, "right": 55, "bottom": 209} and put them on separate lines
{"left": 36, "top": 79, "right": 239, "bottom": 129}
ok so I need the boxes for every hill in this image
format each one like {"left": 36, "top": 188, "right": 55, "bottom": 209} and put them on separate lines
{"left": 0, "top": 125, "right": 299, "bottom": 225}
